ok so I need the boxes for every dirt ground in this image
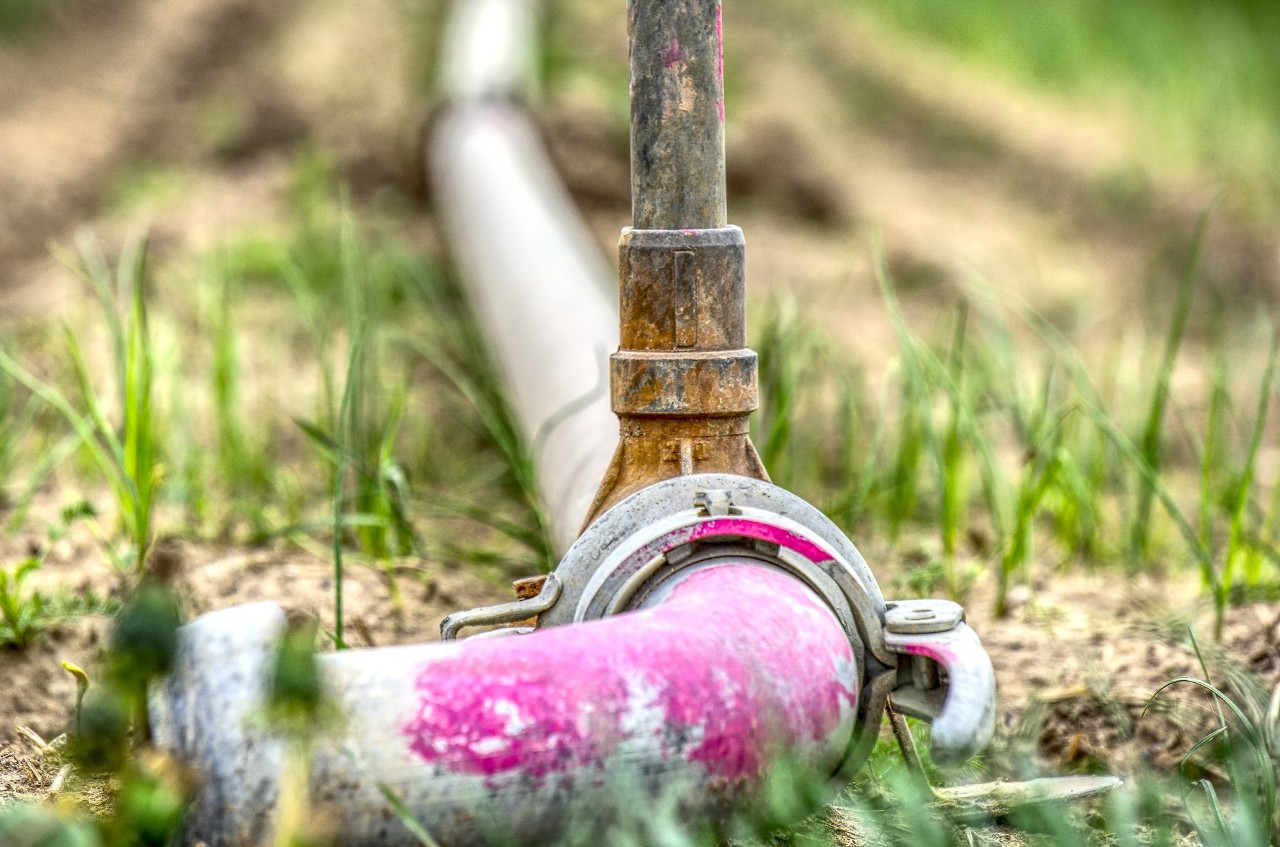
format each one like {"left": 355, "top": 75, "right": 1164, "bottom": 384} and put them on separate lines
{"left": 2, "top": 0, "right": 1279, "bottom": 829}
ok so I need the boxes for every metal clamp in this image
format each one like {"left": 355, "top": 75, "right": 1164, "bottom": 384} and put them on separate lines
{"left": 884, "top": 599, "right": 996, "bottom": 764}
{"left": 442, "top": 475, "right": 1000, "bottom": 775}
{"left": 439, "top": 573, "right": 562, "bottom": 641}
{"left": 547, "top": 474, "right": 897, "bottom": 777}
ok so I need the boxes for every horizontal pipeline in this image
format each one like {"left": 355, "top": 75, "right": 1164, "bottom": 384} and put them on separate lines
{"left": 432, "top": 102, "right": 619, "bottom": 554}
{"left": 152, "top": 563, "right": 858, "bottom": 845}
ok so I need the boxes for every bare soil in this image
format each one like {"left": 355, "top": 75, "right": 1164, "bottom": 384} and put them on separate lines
{"left": 1, "top": 0, "right": 1278, "bottom": 831}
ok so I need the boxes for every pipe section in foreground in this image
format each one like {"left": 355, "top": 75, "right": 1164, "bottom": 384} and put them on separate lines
{"left": 152, "top": 564, "right": 858, "bottom": 846}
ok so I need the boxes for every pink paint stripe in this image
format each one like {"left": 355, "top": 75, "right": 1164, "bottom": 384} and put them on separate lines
{"left": 688, "top": 517, "right": 835, "bottom": 565}
{"left": 664, "top": 36, "right": 681, "bottom": 68}
{"left": 900, "top": 641, "right": 960, "bottom": 665}
{"left": 402, "top": 565, "right": 856, "bottom": 786}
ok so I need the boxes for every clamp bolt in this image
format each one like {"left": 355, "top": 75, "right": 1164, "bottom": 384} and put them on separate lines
{"left": 885, "top": 599, "right": 964, "bottom": 634}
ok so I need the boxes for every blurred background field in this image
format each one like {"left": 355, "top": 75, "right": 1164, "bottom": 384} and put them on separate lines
{"left": 1, "top": 0, "right": 1279, "bottom": 843}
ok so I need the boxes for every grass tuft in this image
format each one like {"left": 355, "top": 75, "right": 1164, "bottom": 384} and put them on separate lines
{"left": 0, "top": 235, "right": 160, "bottom": 576}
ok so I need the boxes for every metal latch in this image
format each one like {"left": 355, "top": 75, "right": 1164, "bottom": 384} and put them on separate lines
{"left": 883, "top": 599, "right": 995, "bottom": 764}
{"left": 881, "top": 599, "right": 1120, "bottom": 816}
{"left": 439, "top": 573, "right": 562, "bottom": 641}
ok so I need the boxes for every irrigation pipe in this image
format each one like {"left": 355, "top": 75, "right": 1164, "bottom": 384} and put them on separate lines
{"left": 150, "top": 1, "right": 1003, "bottom": 844}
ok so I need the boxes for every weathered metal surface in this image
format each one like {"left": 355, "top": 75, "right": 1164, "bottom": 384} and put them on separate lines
{"left": 884, "top": 599, "right": 966, "bottom": 635}
{"left": 541, "top": 475, "right": 885, "bottom": 634}
{"left": 149, "top": 603, "right": 287, "bottom": 846}
{"left": 511, "top": 574, "right": 547, "bottom": 599}
{"left": 885, "top": 622, "right": 997, "bottom": 764}
{"left": 440, "top": 574, "right": 563, "bottom": 641}
{"left": 617, "top": 228, "right": 746, "bottom": 350}
{"left": 583, "top": 2, "right": 769, "bottom": 524}
{"left": 629, "top": 0, "right": 727, "bottom": 230}
{"left": 586, "top": 227, "right": 767, "bottom": 522}
{"left": 530, "top": 473, "right": 935, "bottom": 780}
{"left": 610, "top": 351, "right": 758, "bottom": 415}
{"left": 152, "top": 565, "right": 859, "bottom": 846}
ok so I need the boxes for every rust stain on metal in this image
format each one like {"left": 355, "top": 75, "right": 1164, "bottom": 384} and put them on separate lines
{"left": 673, "top": 250, "right": 697, "bottom": 348}
{"left": 509, "top": 574, "right": 549, "bottom": 627}
{"left": 512, "top": 575, "right": 548, "bottom": 600}
{"left": 586, "top": 2, "right": 764, "bottom": 529}
{"left": 584, "top": 226, "right": 768, "bottom": 527}
{"left": 630, "top": 0, "right": 726, "bottom": 229}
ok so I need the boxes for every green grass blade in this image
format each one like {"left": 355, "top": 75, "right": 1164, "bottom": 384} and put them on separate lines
{"left": 376, "top": 782, "right": 443, "bottom": 847}
{"left": 1130, "top": 208, "right": 1209, "bottom": 564}
{"left": 0, "top": 349, "right": 132, "bottom": 515}
{"left": 122, "top": 238, "right": 156, "bottom": 567}
{"left": 331, "top": 325, "right": 367, "bottom": 651}
{"left": 1219, "top": 333, "right": 1278, "bottom": 637}
{"left": 4, "top": 432, "right": 80, "bottom": 534}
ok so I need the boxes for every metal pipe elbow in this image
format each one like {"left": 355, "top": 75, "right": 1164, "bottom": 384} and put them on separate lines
{"left": 151, "top": 563, "right": 856, "bottom": 846}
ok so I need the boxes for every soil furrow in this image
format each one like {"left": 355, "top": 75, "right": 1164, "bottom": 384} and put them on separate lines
{"left": 0, "top": 0, "right": 297, "bottom": 299}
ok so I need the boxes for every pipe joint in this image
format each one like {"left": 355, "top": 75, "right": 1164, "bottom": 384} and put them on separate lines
{"left": 587, "top": 226, "right": 766, "bottom": 523}
{"left": 610, "top": 225, "right": 756, "bottom": 417}
{"left": 610, "top": 350, "right": 758, "bottom": 417}
{"left": 534, "top": 474, "right": 893, "bottom": 777}
{"left": 617, "top": 227, "right": 747, "bottom": 352}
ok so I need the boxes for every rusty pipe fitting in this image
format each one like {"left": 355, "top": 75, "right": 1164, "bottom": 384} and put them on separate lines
{"left": 583, "top": 1, "right": 768, "bottom": 525}
{"left": 585, "top": 227, "right": 767, "bottom": 522}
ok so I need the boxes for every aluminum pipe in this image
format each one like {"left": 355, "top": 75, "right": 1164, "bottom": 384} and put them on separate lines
{"left": 152, "top": 563, "right": 858, "bottom": 846}
{"left": 432, "top": 106, "right": 619, "bottom": 552}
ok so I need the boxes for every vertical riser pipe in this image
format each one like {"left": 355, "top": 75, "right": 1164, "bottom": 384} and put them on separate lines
{"left": 629, "top": 0, "right": 727, "bottom": 230}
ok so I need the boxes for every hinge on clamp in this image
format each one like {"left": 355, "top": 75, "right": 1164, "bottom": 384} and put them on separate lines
{"left": 439, "top": 573, "right": 562, "bottom": 641}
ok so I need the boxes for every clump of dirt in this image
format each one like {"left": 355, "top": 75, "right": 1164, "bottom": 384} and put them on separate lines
{"left": 0, "top": 742, "right": 61, "bottom": 809}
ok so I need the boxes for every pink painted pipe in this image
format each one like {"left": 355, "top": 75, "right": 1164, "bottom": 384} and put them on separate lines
{"left": 403, "top": 563, "right": 856, "bottom": 784}
{"left": 154, "top": 563, "right": 859, "bottom": 845}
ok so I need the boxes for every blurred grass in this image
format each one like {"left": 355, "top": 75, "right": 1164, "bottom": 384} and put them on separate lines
{"left": 0, "top": 0, "right": 56, "bottom": 40}
{"left": 753, "top": 233, "right": 1280, "bottom": 630}
{"left": 857, "top": 0, "right": 1280, "bottom": 216}
{"left": 0, "top": 148, "right": 551, "bottom": 602}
